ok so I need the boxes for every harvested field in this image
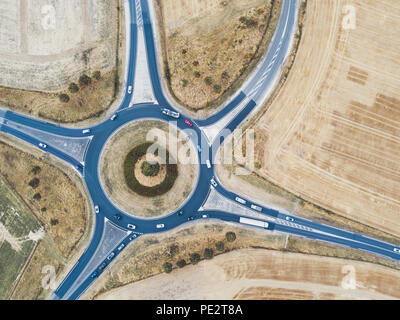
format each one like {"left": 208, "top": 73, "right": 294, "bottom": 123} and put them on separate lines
{"left": 91, "top": 248, "right": 400, "bottom": 300}
{"left": 154, "top": 0, "right": 282, "bottom": 114}
{"left": 99, "top": 120, "right": 198, "bottom": 218}
{"left": 241, "top": 0, "right": 400, "bottom": 237}
{"left": 0, "top": 0, "right": 123, "bottom": 123}
{"left": 82, "top": 220, "right": 400, "bottom": 300}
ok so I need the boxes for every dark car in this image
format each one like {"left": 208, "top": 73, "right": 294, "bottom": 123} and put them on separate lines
{"left": 187, "top": 216, "right": 194, "bottom": 221}
{"left": 90, "top": 271, "right": 98, "bottom": 278}
{"left": 178, "top": 210, "right": 184, "bottom": 216}
{"left": 98, "top": 262, "right": 107, "bottom": 271}
{"left": 114, "top": 214, "right": 122, "bottom": 221}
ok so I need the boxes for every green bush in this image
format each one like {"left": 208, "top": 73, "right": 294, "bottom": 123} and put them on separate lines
{"left": 226, "top": 231, "right": 236, "bottom": 243}
{"left": 79, "top": 74, "right": 91, "bottom": 86}
{"left": 59, "top": 93, "right": 70, "bottom": 103}
{"left": 215, "top": 241, "right": 225, "bottom": 251}
{"left": 194, "top": 71, "right": 201, "bottom": 78}
{"left": 31, "top": 166, "right": 41, "bottom": 175}
{"left": 204, "top": 248, "right": 214, "bottom": 259}
{"left": 189, "top": 253, "right": 201, "bottom": 265}
{"left": 28, "top": 178, "right": 40, "bottom": 189}
{"left": 162, "top": 262, "right": 173, "bottom": 273}
{"left": 204, "top": 76, "right": 213, "bottom": 86}
{"left": 50, "top": 218, "right": 59, "bottom": 226}
{"left": 176, "top": 259, "right": 186, "bottom": 268}
{"left": 92, "top": 71, "right": 101, "bottom": 80}
{"left": 213, "top": 84, "right": 221, "bottom": 93}
{"left": 68, "top": 83, "right": 79, "bottom": 93}
{"left": 141, "top": 161, "right": 160, "bottom": 177}
{"left": 33, "top": 193, "right": 41, "bottom": 201}
{"left": 124, "top": 143, "right": 178, "bottom": 197}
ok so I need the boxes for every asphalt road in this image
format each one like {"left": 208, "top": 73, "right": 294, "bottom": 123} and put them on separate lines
{"left": 0, "top": 0, "right": 399, "bottom": 300}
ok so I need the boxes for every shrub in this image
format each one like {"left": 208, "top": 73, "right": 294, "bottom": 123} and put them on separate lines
{"left": 68, "top": 83, "right": 79, "bottom": 93}
{"left": 194, "top": 71, "right": 201, "bottom": 78}
{"left": 204, "top": 76, "right": 213, "bottom": 86}
{"left": 162, "top": 262, "right": 173, "bottom": 273}
{"left": 59, "top": 93, "right": 70, "bottom": 103}
{"left": 226, "top": 231, "right": 236, "bottom": 242}
{"left": 41, "top": 207, "right": 47, "bottom": 212}
{"left": 176, "top": 259, "right": 186, "bottom": 268}
{"left": 31, "top": 166, "right": 41, "bottom": 175}
{"left": 92, "top": 71, "right": 101, "bottom": 80}
{"left": 181, "top": 79, "right": 189, "bottom": 87}
{"left": 124, "top": 143, "right": 178, "bottom": 197}
{"left": 221, "top": 71, "right": 229, "bottom": 81}
{"left": 216, "top": 241, "right": 225, "bottom": 251}
{"left": 79, "top": 74, "right": 91, "bottom": 86}
{"left": 189, "top": 253, "right": 201, "bottom": 265}
{"left": 192, "top": 60, "right": 199, "bottom": 66}
{"left": 33, "top": 193, "right": 41, "bottom": 201}
{"left": 213, "top": 84, "right": 221, "bottom": 93}
{"left": 141, "top": 161, "right": 160, "bottom": 177}
{"left": 204, "top": 248, "right": 214, "bottom": 259}
{"left": 28, "top": 178, "right": 40, "bottom": 189}
{"left": 50, "top": 218, "right": 59, "bottom": 226}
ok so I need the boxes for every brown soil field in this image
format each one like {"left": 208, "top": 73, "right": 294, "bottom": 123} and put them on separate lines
{"left": 99, "top": 120, "right": 198, "bottom": 218}
{"left": 0, "top": 133, "right": 92, "bottom": 299}
{"left": 154, "top": 0, "right": 282, "bottom": 115}
{"left": 91, "top": 248, "right": 400, "bottom": 300}
{"left": 238, "top": 0, "right": 400, "bottom": 237}
{"left": 0, "top": 0, "right": 124, "bottom": 123}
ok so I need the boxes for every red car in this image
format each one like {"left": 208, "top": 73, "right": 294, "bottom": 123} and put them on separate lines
{"left": 185, "top": 120, "right": 193, "bottom": 127}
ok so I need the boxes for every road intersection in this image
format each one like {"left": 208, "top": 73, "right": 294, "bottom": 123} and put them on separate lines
{"left": 0, "top": 0, "right": 399, "bottom": 300}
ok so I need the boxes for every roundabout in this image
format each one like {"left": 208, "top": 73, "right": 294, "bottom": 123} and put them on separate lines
{"left": 98, "top": 119, "right": 199, "bottom": 219}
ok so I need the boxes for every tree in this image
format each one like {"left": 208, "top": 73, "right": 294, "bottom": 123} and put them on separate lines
{"left": 31, "top": 166, "right": 41, "bottom": 175}
{"left": 216, "top": 241, "right": 225, "bottom": 251}
{"left": 213, "top": 84, "right": 221, "bottom": 93}
{"left": 189, "top": 253, "right": 201, "bottom": 265}
{"left": 204, "top": 248, "right": 214, "bottom": 260}
{"left": 176, "top": 259, "right": 186, "bottom": 268}
{"left": 226, "top": 231, "right": 236, "bottom": 243}
{"left": 59, "top": 93, "right": 70, "bottom": 103}
{"left": 50, "top": 218, "right": 59, "bottom": 226}
{"left": 33, "top": 193, "right": 41, "bottom": 201}
{"left": 68, "top": 83, "right": 79, "bottom": 93}
{"left": 29, "top": 178, "right": 40, "bottom": 189}
{"left": 92, "top": 71, "right": 101, "bottom": 80}
{"left": 162, "top": 262, "right": 172, "bottom": 273}
{"left": 204, "top": 76, "right": 213, "bottom": 86}
{"left": 79, "top": 74, "right": 92, "bottom": 86}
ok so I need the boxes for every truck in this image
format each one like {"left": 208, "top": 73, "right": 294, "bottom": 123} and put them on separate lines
{"left": 239, "top": 217, "right": 269, "bottom": 229}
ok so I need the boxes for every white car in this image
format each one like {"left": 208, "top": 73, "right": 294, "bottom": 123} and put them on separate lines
{"left": 202, "top": 214, "right": 208, "bottom": 219}
{"left": 206, "top": 159, "right": 211, "bottom": 168}
{"left": 107, "top": 252, "right": 115, "bottom": 260}
{"left": 128, "top": 85, "right": 133, "bottom": 94}
{"left": 38, "top": 143, "right": 47, "bottom": 149}
{"left": 82, "top": 129, "right": 90, "bottom": 134}
{"left": 394, "top": 248, "right": 400, "bottom": 253}
{"left": 117, "top": 243, "right": 125, "bottom": 251}
{"left": 210, "top": 178, "right": 218, "bottom": 187}
{"left": 156, "top": 223, "right": 165, "bottom": 229}
{"left": 285, "top": 216, "right": 294, "bottom": 222}
{"left": 127, "top": 224, "right": 136, "bottom": 230}
{"left": 250, "top": 204, "right": 262, "bottom": 212}
{"left": 235, "top": 197, "right": 246, "bottom": 204}
{"left": 94, "top": 205, "right": 100, "bottom": 214}
{"left": 110, "top": 114, "right": 117, "bottom": 121}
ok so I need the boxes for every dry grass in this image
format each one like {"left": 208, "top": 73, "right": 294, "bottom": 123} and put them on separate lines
{"left": 0, "top": 70, "right": 118, "bottom": 123}
{"left": 155, "top": 0, "right": 282, "bottom": 112}
{"left": 100, "top": 120, "right": 198, "bottom": 218}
